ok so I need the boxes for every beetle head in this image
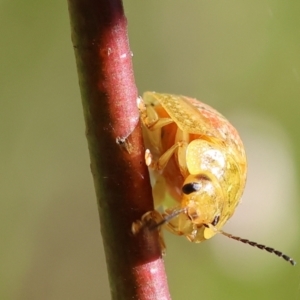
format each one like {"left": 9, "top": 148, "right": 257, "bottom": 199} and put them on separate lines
{"left": 179, "top": 174, "right": 223, "bottom": 242}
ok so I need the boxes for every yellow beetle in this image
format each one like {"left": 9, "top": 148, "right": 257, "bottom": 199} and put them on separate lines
{"left": 133, "top": 92, "right": 295, "bottom": 265}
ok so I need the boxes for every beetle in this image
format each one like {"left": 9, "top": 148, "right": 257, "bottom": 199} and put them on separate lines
{"left": 132, "top": 92, "right": 295, "bottom": 266}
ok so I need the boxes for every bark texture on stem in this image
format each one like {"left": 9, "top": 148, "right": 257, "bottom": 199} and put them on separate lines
{"left": 67, "top": 0, "right": 171, "bottom": 299}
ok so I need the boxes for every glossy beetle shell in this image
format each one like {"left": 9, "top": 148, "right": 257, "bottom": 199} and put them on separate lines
{"left": 139, "top": 92, "right": 247, "bottom": 243}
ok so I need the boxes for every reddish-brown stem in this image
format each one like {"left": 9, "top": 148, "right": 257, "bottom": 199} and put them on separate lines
{"left": 67, "top": 0, "right": 171, "bottom": 299}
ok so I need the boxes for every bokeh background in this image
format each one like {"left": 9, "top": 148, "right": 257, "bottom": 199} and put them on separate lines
{"left": 1, "top": 1, "right": 300, "bottom": 299}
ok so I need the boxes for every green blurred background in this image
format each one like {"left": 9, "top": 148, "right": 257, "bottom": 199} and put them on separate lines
{"left": 1, "top": 1, "right": 300, "bottom": 299}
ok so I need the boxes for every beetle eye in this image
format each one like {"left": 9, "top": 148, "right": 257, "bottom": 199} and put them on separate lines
{"left": 182, "top": 182, "right": 201, "bottom": 195}
{"left": 211, "top": 215, "right": 220, "bottom": 226}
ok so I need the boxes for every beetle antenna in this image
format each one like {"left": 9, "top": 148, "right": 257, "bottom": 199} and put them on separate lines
{"left": 149, "top": 208, "right": 187, "bottom": 231}
{"left": 220, "top": 230, "right": 296, "bottom": 266}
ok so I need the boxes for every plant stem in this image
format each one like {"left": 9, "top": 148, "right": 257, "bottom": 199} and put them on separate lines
{"left": 67, "top": 0, "right": 171, "bottom": 299}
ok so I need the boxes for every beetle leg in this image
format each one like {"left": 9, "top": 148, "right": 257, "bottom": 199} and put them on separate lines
{"left": 150, "top": 142, "right": 183, "bottom": 171}
{"left": 138, "top": 96, "right": 175, "bottom": 130}
{"left": 132, "top": 210, "right": 166, "bottom": 253}
{"left": 160, "top": 210, "right": 191, "bottom": 238}
{"left": 148, "top": 128, "right": 189, "bottom": 177}
{"left": 147, "top": 118, "right": 174, "bottom": 131}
